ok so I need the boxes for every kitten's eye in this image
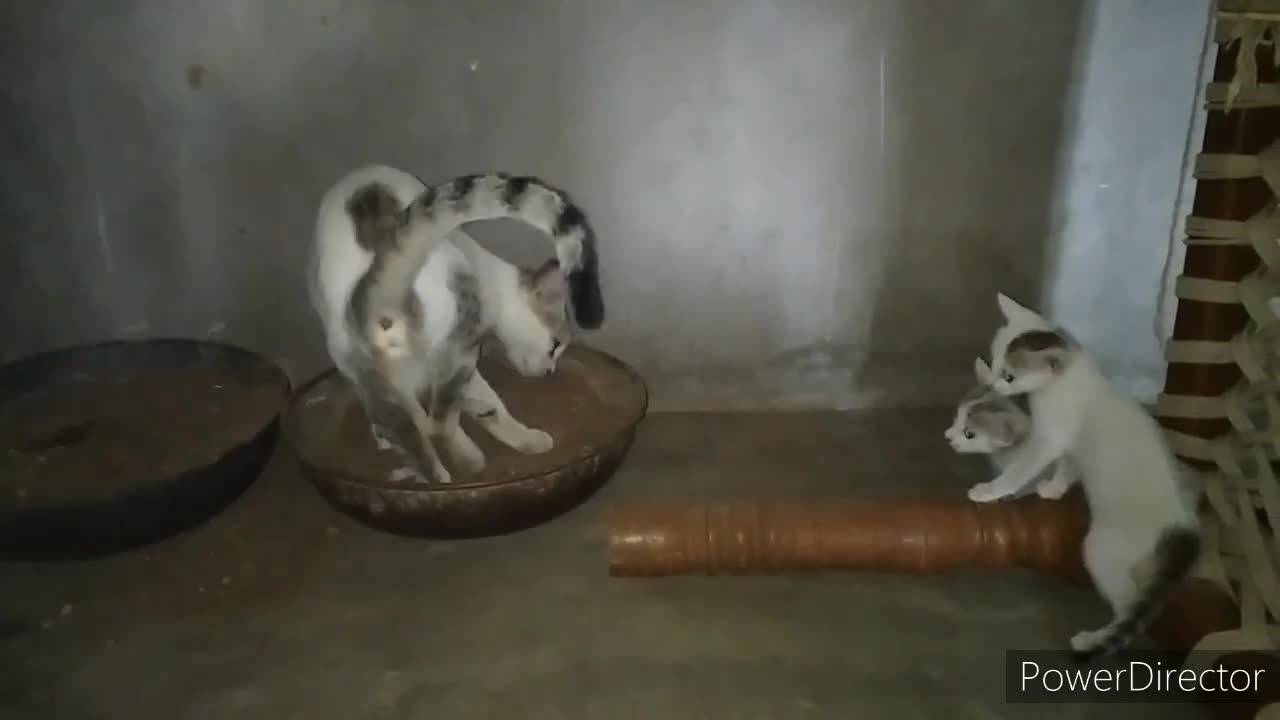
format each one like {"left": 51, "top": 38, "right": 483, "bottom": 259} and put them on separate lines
{"left": 963, "top": 429, "right": 975, "bottom": 439}
{"left": 549, "top": 340, "right": 561, "bottom": 357}
{"left": 1001, "top": 371, "right": 1015, "bottom": 383}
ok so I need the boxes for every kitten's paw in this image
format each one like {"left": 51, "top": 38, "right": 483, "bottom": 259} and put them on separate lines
{"left": 967, "top": 481, "right": 1007, "bottom": 503}
{"left": 451, "top": 437, "right": 487, "bottom": 474}
{"left": 1036, "top": 479, "right": 1070, "bottom": 500}
{"left": 460, "top": 452, "right": 486, "bottom": 474}
{"left": 1069, "top": 629, "right": 1101, "bottom": 653}
{"left": 399, "top": 458, "right": 453, "bottom": 484}
{"left": 515, "top": 428, "right": 554, "bottom": 454}
{"left": 387, "top": 466, "right": 423, "bottom": 483}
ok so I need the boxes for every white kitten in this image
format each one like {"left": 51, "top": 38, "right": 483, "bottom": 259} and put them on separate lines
{"left": 944, "top": 357, "right": 1076, "bottom": 500}
{"left": 970, "top": 292, "right": 1199, "bottom": 662}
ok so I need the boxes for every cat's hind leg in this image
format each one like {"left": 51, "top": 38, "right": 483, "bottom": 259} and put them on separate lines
{"left": 358, "top": 361, "right": 452, "bottom": 484}
{"left": 418, "top": 268, "right": 490, "bottom": 475}
{"left": 461, "top": 370, "right": 553, "bottom": 454}
{"left": 425, "top": 364, "right": 487, "bottom": 474}
{"left": 377, "top": 403, "right": 451, "bottom": 484}
{"left": 1070, "top": 526, "right": 1141, "bottom": 655}
{"left": 333, "top": 354, "right": 397, "bottom": 452}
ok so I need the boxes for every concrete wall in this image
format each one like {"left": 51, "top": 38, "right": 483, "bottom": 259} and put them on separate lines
{"left": 0, "top": 0, "right": 1212, "bottom": 410}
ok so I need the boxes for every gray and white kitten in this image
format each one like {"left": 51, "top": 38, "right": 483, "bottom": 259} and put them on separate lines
{"left": 971, "top": 292, "right": 1200, "bottom": 663}
{"left": 944, "top": 357, "right": 1076, "bottom": 500}
{"left": 308, "top": 164, "right": 604, "bottom": 484}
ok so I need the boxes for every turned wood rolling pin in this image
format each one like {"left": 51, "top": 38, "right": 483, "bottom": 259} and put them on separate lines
{"left": 609, "top": 498, "right": 1280, "bottom": 717}
{"left": 607, "top": 494, "right": 1091, "bottom": 582}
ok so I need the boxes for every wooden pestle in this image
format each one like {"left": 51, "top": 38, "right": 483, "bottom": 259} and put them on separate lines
{"left": 607, "top": 493, "right": 1091, "bottom": 583}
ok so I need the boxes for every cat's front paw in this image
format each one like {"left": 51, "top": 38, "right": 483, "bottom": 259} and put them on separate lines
{"left": 451, "top": 436, "right": 487, "bottom": 474}
{"left": 403, "top": 456, "right": 452, "bottom": 484}
{"left": 1036, "top": 479, "right": 1070, "bottom": 500}
{"left": 515, "top": 428, "right": 554, "bottom": 454}
{"left": 967, "top": 481, "right": 1007, "bottom": 503}
{"left": 1069, "top": 629, "right": 1101, "bottom": 653}
{"left": 388, "top": 466, "right": 425, "bottom": 483}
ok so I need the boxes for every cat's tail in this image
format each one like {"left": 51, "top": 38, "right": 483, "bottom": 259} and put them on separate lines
{"left": 358, "top": 173, "right": 604, "bottom": 331}
{"left": 345, "top": 178, "right": 406, "bottom": 242}
{"left": 1070, "top": 525, "right": 1201, "bottom": 663}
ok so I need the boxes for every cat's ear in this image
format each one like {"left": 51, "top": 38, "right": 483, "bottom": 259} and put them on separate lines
{"left": 996, "top": 292, "right": 1038, "bottom": 322}
{"left": 1042, "top": 346, "right": 1071, "bottom": 374}
{"left": 530, "top": 259, "right": 566, "bottom": 302}
{"left": 1001, "top": 409, "right": 1030, "bottom": 439}
{"left": 1008, "top": 329, "right": 1074, "bottom": 374}
{"left": 973, "top": 357, "right": 993, "bottom": 383}
{"left": 531, "top": 257, "right": 560, "bottom": 277}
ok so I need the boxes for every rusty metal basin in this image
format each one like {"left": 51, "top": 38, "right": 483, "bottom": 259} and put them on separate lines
{"left": 283, "top": 345, "right": 647, "bottom": 538}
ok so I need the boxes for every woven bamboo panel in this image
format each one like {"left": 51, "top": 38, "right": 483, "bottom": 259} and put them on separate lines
{"left": 1157, "top": 6, "right": 1280, "bottom": 714}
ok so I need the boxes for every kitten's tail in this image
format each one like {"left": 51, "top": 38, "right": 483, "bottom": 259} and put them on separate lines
{"left": 345, "top": 179, "right": 406, "bottom": 241}
{"left": 353, "top": 173, "right": 604, "bottom": 330}
{"left": 1071, "top": 525, "right": 1201, "bottom": 663}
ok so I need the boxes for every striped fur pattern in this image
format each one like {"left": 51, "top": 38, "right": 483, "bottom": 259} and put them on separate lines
{"left": 358, "top": 172, "right": 603, "bottom": 358}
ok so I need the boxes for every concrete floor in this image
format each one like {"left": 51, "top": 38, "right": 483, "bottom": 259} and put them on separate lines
{"left": 0, "top": 409, "right": 1199, "bottom": 719}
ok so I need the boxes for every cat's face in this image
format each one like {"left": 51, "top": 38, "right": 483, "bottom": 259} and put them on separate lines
{"left": 987, "top": 292, "right": 1074, "bottom": 395}
{"left": 944, "top": 357, "right": 1030, "bottom": 453}
{"left": 496, "top": 260, "right": 572, "bottom": 377}
{"left": 945, "top": 398, "right": 1028, "bottom": 453}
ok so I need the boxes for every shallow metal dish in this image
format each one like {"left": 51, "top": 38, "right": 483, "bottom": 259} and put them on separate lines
{"left": 0, "top": 339, "right": 290, "bottom": 561}
{"left": 284, "top": 345, "right": 648, "bottom": 538}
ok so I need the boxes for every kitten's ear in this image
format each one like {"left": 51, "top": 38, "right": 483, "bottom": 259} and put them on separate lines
{"left": 1002, "top": 410, "right": 1031, "bottom": 439}
{"left": 1012, "top": 329, "right": 1073, "bottom": 373}
{"left": 996, "top": 292, "right": 1038, "bottom": 322}
{"left": 530, "top": 259, "right": 566, "bottom": 301}
{"left": 1043, "top": 347, "right": 1070, "bottom": 374}
{"left": 973, "top": 357, "right": 993, "bottom": 383}
{"left": 531, "top": 257, "right": 560, "bottom": 279}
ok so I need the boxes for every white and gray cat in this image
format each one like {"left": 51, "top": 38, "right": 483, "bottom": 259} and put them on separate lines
{"left": 944, "top": 357, "right": 1076, "bottom": 500}
{"left": 308, "top": 164, "right": 604, "bottom": 484}
{"left": 969, "top": 292, "right": 1200, "bottom": 662}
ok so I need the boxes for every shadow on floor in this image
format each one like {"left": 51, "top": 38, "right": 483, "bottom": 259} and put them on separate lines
{"left": 0, "top": 410, "right": 1195, "bottom": 719}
